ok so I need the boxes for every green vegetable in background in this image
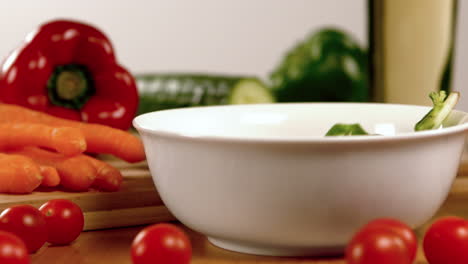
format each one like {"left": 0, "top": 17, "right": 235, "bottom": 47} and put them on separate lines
{"left": 135, "top": 74, "right": 275, "bottom": 115}
{"left": 325, "top": 123, "right": 369, "bottom": 136}
{"left": 270, "top": 28, "right": 369, "bottom": 102}
{"left": 414, "top": 91, "right": 460, "bottom": 131}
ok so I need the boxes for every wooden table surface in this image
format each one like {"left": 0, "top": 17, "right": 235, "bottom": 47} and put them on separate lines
{"left": 31, "top": 220, "right": 431, "bottom": 264}
{"left": 30, "top": 157, "right": 468, "bottom": 264}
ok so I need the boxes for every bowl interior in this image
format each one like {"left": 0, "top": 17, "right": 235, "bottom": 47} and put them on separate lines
{"left": 133, "top": 103, "right": 468, "bottom": 139}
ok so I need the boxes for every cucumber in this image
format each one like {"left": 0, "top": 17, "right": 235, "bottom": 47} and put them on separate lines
{"left": 135, "top": 73, "right": 275, "bottom": 114}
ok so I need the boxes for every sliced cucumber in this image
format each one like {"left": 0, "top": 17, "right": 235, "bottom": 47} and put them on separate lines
{"left": 135, "top": 73, "right": 275, "bottom": 114}
{"left": 229, "top": 78, "right": 275, "bottom": 104}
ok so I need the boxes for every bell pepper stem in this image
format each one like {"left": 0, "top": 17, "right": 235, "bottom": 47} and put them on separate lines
{"left": 47, "top": 64, "right": 95, "bottom": 110}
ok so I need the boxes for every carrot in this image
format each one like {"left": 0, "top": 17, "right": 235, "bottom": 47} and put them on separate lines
{"left": 0, "top": 103, "right": 145, "bottom": 162}
{"left": 0, "top": 153, "right": 43, "bottom": 194}
{"left": 0, "top": 123, "right": 86, "bottom": 156}
{"left": 10, "top": 147, "right": 97, "bottom": 191}
{"left": 83, "top": 156, "right": 123, "bottom": 191}
{"left": 39, "top": 165, "right": 60, "bottom": 187}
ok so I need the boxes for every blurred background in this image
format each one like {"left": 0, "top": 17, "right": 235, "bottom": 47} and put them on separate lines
{"left": 0, "top": 0, "right": 466, "bottom": 109}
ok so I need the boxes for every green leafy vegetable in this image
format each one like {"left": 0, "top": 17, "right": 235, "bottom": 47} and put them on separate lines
{"left": 325, "top": 123, "right": 369, "bottom": 136}
{"left": 414, "top": 91, "right": 460, "bottom": 131}
{"left": 270, "top": 28, "right": 369, "bottom": 103}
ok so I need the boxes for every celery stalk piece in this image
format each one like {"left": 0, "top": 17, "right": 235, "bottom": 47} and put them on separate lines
{"left": 414, "top": 91, "right": 460, "bottom": 131}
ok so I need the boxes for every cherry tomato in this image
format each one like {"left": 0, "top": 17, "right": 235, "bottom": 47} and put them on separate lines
{"left": 0, "top": 230, "right": 30, "bottom": 264}
{"left": 39, "top": 199, "right": 84, "bottom": 245}
{"left": 0, "top": 205, "right": 47, "bottom": 253}
{"left": 345, "top": 227, "right": 412, "bottom": 264}
{"left": 364, "top": 218, "right": 418, "bottom": 262}
{"left": 131, "top": 223, "right": 192, "bottom": 264}
{"left": 423, "top": 216, "right": 468, "bottom": 264}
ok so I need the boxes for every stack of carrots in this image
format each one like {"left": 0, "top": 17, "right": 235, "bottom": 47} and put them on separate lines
{"left": 0, "top": 103, "right": 146, "bottom": 194}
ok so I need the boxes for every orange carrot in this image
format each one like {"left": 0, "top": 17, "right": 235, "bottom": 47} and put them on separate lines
{"left": 83, "top": 155, "right": 123, "bottom": 191}
{"left": 39, "top": 165, "right": 60, "bottom": 187}
{"left": 0, "top": 123, "right": 86, "bottom": 156}
{"left": 0, "top": 153, "right": 43, "bottom": 194}
{"left": 0, "top": 103, "right": 145, "bottom": 162}
{"left": 10, "top": 147, "right": 97, "bottom": 191}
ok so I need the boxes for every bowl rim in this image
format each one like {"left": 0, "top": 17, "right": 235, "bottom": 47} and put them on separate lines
{"left": 133, "top": 102, "right": 468, "bottom": 145}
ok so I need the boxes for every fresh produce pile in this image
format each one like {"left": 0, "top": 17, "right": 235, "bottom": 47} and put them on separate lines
{"left": 0, "top": 19, "right": 145, "bottom": 194}
{"left": 0, "top": 199, "right": 84, "bottom": 262}
{"left": 135, "top": 28, "right": 369, "bottom": 114}
{"left": 0, "top": 20, "right": 371, "bottom": 118}
{"left": 0, "top": 199, "right": 192, "bottom": 264}
{"left": 0, "top": 19, "right": 192, "bottom": 263}
{"left": 0, "top": 103, "right": 145, "bottom": 193}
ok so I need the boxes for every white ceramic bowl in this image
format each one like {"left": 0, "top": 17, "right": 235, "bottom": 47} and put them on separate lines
{"left": 133, "top": 103, "right": 468, "bottom": 256}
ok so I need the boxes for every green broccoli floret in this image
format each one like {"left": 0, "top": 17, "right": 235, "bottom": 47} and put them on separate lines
{"left": 414, "top": 91, "right": 460, "bottom": 131}
{"left": 325, "top": 123, "right": 369, "bottom": 136}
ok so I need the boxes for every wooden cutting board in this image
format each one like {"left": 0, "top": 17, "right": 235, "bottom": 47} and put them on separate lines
{"left": 0, "top": 156, "right": 175, "bottom": 231}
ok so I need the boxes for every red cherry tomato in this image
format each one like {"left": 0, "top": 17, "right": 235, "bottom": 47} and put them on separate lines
{"left": 39, "top": 199, "right": 84, "bottom": 245}
{"left": 0, "top": 205, "right": 47, "bottom": 253}
{"left": 131, "top": 223, "right": 192, "bottom": 264}
{"left": 423, "top": 216, "right": 468, "bottom": 264}
{"left": 345, "top": 227, "right": 412, "bottom": 264}
{"left": 364, "top": 218, "right": 418, "bottom": 262}
{"left": 0, "top": 230, "right": 30, "bottom": 264}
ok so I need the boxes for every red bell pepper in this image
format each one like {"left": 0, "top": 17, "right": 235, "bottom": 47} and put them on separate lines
{"left": 0, "top": 19, "right": 138, "bottom": 130}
